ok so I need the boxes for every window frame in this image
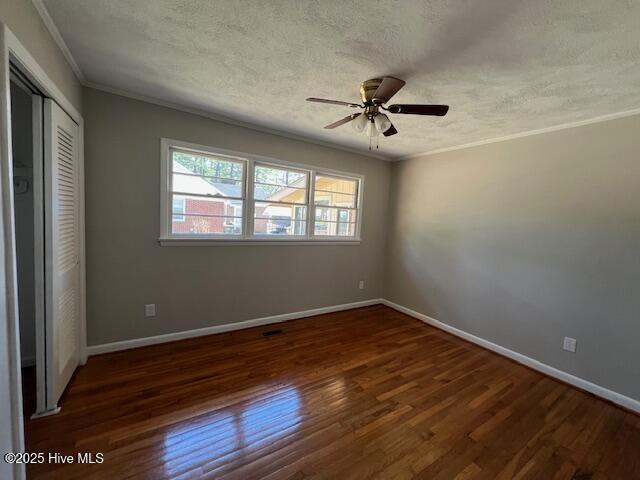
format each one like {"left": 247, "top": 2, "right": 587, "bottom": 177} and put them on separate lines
{"left": 159, "top": 138, "right": 363, "bottom": 245}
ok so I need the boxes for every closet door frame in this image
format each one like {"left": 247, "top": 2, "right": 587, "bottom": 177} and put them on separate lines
{"left": 0, "top": 23, "right": 86, "bottom": 477}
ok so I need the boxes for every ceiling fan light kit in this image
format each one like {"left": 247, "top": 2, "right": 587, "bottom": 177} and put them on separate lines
{"left": 306, "top": 76, "right": 449, "bottom": 149}
{"left": 374, "top": 114, "right": 392, "bottom": 134}
{"left": 352, "top": 113, "right": 367, "bottom": 133}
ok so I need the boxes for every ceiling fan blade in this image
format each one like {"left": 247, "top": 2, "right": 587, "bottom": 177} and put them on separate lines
{"left": 383, "top": 123, "right": 398, "bottom": 137}
{"left": 387, "top": 104, "right": 449, "bottom": 116}
{"left": 307, "top": 97, "right": 361, "bottom": 108}
{"left": 372, "top": 77, "right": 406, "bottom": 104}
{"left": 324, "top": 113, "right": 361, "bottom": 129}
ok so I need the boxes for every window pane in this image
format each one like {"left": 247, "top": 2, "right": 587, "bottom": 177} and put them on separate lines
{"left": 315, "top": 175, "right": 358, "bottom": 195}
{"left": 171, "top": 195, "right": 243, "bottom": 235}
{"left": 255, "top": 165, "right": 307, "bottom": 186}
{"left": 172, "top": 215, "right": 242, "bottom": 235}
{"left": 314, "top": 190, "right": 356, "bottom": 208}
{"left": 172, "top": 173, "right": 243, "bottom": 198}
{"left": 172, "top": 197, "right": 185, "bottom": 221}
{"left": 254, "top": 184, "right": 307, "bottom": 203}
{"left": 337, "top": 222, "right": 352, "bottom": 236}
{"left": 172, "top": 195, "right": 242, "bottom": 217}
{"left": 172, "top": 150, "right": 243, "bottom": 181}
{"left": 314, "top": 207, "right": 357, "bottom": 237}
{"left": 314, "top": 221, "right": 356, "bottom": 237}
{"left": 254, "top": 165, "right": 308, "bottom": 204}
{"left": 172, "top": 150, "right": 244, "bottom": 199}
{"left": 254, "top": 202, "right": 307, "bottom": 236}
{"left": 314, "top": 207, "right": 357, "bottom": 223}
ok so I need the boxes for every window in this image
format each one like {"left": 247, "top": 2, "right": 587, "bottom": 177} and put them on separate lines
{"left": 253, "top": 164, "right": 308, "bottom": 236}
{"left": 169, "top": 148, "right": 245, "bottom": 236}
{"left": 160, "top": 139, "right": 362, "bottom": 244}
{"left": 314, "top": 175, "right": 359, "bottom": 237}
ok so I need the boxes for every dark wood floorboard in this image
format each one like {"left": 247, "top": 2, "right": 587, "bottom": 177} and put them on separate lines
{"left": 23, "top": 305, "right": 639, "bottom": 479}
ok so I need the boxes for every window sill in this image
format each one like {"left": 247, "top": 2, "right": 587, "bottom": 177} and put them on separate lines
{"left": 158, "top": 237, "right": 362, "bottom": 247}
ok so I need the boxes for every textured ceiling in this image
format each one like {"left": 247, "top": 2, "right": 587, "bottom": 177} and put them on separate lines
{"left": 44, "top": 0, "right": 640, "bottom": 159}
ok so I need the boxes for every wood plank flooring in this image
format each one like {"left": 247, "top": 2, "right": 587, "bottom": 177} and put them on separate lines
{"left": 24, "top": 305, "right": 640, "bottom": 479}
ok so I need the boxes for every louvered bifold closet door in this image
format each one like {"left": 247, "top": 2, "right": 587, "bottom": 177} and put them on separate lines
{"left": 44, "top": 99, "right": 80, "bottom": 408}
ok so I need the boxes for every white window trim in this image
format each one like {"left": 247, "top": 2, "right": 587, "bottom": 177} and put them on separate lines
{"left": 159, "top": 138, "right": 364, "bottom": 246}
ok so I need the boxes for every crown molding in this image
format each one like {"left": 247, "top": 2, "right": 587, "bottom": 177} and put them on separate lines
{"left": 394, "top": 107, "right": 640, "bottom": 161}
{"left": 31, "top": 0, "right": 86, "bottom": 83}
{"left": 83, "top": 81, "right": 391, "bottom": 161}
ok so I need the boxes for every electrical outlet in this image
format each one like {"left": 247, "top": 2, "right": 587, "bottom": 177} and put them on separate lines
{"left": 563, "top": 337, "right": 577, "bottom": 353}
{"left": 144, "top": 304, "right": 156, "bottom": 317}
{"left": 358, "top": 280, "right": 365, "bottom": 290}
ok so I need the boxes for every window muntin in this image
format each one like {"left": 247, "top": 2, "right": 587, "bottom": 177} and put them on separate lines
{"left": 162, "top": 141, "right": 362, "bottom": 242}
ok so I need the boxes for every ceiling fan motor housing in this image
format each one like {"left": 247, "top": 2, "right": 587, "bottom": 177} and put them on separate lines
{"left": 364, "top": 105, "right": 381, "bottom": 118}
{"left": 359, "top": 78, "right": 384, "bottom": 104}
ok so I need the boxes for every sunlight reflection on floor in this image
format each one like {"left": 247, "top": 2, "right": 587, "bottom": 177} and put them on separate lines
{"left": 162, "top": 385, "right": 301, "bottom": 477}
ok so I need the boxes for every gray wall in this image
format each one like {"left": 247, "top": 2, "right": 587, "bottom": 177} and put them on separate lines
{"left": 0, "top": 0, "right": 82, "bottom": 112}
{"left": 385, "top": 114, "right": 640, "bottom": 402}
{"left": 10, "top": 81, "right": 35, "bottom": 366}
{"left": 83, "top": 88, "right": 391, "bottom": 346}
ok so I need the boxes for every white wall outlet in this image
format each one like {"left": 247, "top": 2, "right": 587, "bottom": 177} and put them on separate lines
{"left": 358, "top": 280, "right": 365, "bottom": 290}
{"left": 563, "top": 337, "right": 577, "bottom": 353}
{"left": 144, "top": 304, "right": 156, "bottom": 317}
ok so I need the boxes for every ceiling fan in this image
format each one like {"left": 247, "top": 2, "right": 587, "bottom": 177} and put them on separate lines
{"left": 306, "top": 77, "right": 449, "bottom": 146}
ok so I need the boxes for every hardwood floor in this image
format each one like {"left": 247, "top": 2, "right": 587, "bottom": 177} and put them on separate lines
{"left": 24, "top": 305, "right": 639, "bottom": 479}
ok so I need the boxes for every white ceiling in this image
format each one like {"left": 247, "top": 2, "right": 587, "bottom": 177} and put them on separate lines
{"left": 43, "top": 0, "right": 640, "bottom": 159}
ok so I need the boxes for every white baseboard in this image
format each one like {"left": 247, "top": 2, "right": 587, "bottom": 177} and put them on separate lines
{"left": 87, "top": 299, "right": 383, "bottom": 356}
{"left": 381, "top": 299, "right": 640, "bottom": 414}
{"left": 85, "top": 297, "right": 640, "bottom": 414}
